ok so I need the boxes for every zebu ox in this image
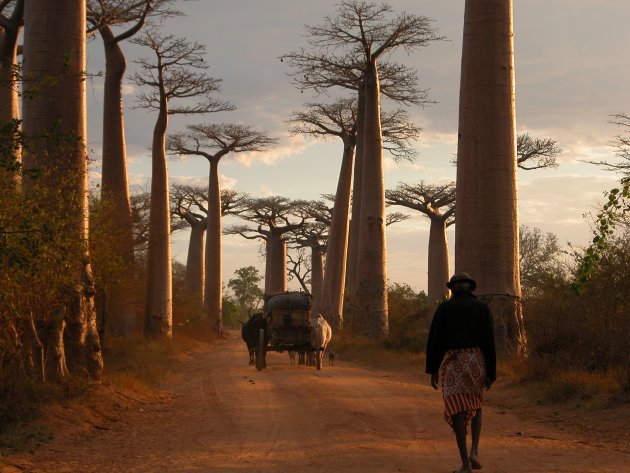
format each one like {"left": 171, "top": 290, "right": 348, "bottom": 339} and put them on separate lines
{"left": 240, "top": 313, "right": 269, "bottom": 366}
{"left": 311, "top": 314, "right": 332, "bottom": 370}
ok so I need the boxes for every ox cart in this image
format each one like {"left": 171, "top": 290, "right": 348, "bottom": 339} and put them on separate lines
{"left": 255, "top": 291, "right": 313, "bottom": 371}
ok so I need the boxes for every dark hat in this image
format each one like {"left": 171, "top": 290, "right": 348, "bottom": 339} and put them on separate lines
{"left": 446, "top": 272, "right": 477, "bottom": 291}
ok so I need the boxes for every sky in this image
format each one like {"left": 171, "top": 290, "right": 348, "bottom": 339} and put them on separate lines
{"left": 85, "top": 0, "right": 630, "bottom": 293}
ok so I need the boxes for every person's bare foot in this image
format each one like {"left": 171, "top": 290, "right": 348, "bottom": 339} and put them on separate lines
{"left": 469, "top": 455, "right": 482, "bottom": 470}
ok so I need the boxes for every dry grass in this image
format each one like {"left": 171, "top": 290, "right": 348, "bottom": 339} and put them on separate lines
{"left": 512, "top": 359, "right": 623, "bottom": 405}
{"left": 332, "top": 332, "right": 424, "bottom": 373}
{"left": 0, "top": 373, "right": 89, "bottom": 451}
{"left": 332, "top": 333, "right": 627, "bottom": 409}
{"left": 104, "top": 322, "right": 215, "bottom": 396}
{"left": 1, "top": 321, "right": 215, "bottom": 453}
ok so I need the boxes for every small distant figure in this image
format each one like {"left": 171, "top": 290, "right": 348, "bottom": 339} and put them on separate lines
{"left": 328, "top": 348, "right": 335, "bottom": 366}
{"left": 425, "top": 272, "right": 496, "bottom": 473}
{"left": 288, "top": 350, "right": 296, "bottom": 365}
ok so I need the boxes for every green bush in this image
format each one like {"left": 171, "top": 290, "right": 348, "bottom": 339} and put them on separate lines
{"left": 385, "top": 283, "right": 432, "bottom": 352}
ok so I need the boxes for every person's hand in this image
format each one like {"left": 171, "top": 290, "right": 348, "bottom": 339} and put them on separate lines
{"left": 431, "top": 373, "right": 439, "bottom": 390}
{"left": 484, "top": 377, "right": 494, "bottom": 390}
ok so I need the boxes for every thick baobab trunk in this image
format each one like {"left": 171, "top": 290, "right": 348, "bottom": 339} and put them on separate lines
{"left": 264, "top": 232, "right": 287, "bottom": 296}
{"left": 44, "top": 308, "right": 69, "bottom": 381}
{"left": 65, "top": 264, "right": 104, "bottom": 380}
{"left": 345, "top": 83, "right": 366, "bottom": 299}
{"left": 310, "top": 245, "right": 324, "bottom": 312}
{"left": 22, "top": 0, "right": 103, "bottom": 379}
{"left": 320, "top": 139, "right": 355, "bottom": 328}
{"left": 99, "top": 25, "right": 137, "bottom": 336}
{"left": 355, "top": 61, "right": 388, "bottom": 338}
{"left": 0, "top": 2, "right": 23, "bottom": 189}
{"left": 185, "top": 219, "right": 206, "bottom": 311}
{"left": 205, "top": 158, "right": 223, "bottom": 335}
{"left": 427, "top": 216, "right": 450, "bottom": 304}
{"left": 144, "top": 105, "right": 173, "bottom": 337}
{"left": 456, "top": 0, "right": 526, "bottom": 355}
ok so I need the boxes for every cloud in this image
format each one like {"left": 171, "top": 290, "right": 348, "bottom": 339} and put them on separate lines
{"left": 518, "top": 173, "right": 619, "bottom": 245}
{"left": 168, "top": 174, "right": 238, "bottom": 190}
{"left": 122, "top": 84, "right": 136, "bottom": 96}
{"left": 259, "top": 184, "right": 276, "bottom": 196}
{"left": 127, "top": 173, "right": 150, "bottom": 192}
{"left": 234, "top": 135, "right": 310, "bottom": 167}
{"left": 414, "top": 124, "right": 458, "bottom": 148}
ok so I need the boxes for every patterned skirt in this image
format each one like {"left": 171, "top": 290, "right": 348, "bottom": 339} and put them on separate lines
{"left": 441, "top": 347, "right": 486, "bottom": 428}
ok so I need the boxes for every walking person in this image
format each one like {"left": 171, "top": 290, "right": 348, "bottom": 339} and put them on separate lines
{"left": 425, "top": 272, "right": 496, "bottom": 473}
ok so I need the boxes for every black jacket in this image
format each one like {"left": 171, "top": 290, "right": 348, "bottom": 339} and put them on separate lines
{"left": 425, "top": 292, "right": 497, "bottom": 381}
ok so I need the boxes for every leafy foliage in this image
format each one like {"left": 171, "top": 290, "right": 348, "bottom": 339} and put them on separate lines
{"left": 227, "top": 266, "right": 263, "bottom": 312}
{"left": 572, "top": 177, "right": 630, "bottom": 293}
{"left": 519, "top": 225, "right": 567, "bottom": 296}
{"left": 384, "top": 283, "right": 431, "bottom": 352}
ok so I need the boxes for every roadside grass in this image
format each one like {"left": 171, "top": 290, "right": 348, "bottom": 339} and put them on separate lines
{"left": 104, "top": 318, "right": 215, "bottom": 395}
{"left": 0, "top": 318, "right": 216, "bottom": 453}
{"left": 0, "top": 376, "right": 88, "bottom": 452}
{"left": 332, "top": 332, "right": 424, "bottom": 373}
{"left": 511, "top": 356, "right": 625, "bottom": 405}
{"left": 331, "top": 333, "right": 629, "bottom": 409}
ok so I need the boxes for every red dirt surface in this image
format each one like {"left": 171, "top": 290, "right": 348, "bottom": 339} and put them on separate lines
{"left": 1, "top": 332, "right": 629, "bottom": 473}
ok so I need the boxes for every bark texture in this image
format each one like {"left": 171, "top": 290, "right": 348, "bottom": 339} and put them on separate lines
{"left": 427, "top": 216, "right": 450, "bottom": 303}
{"left": 345, "top": 84, "right": 366, "bottom": 300}
{"left": 144, "top": 106, "right": 173, "bottom": 337}
{"left": 0, "top": 1, "right": 22, "bottom": 188}
{"left": 64, "top": 265, "right": 104, "bottom": 380}
{"left": 320, "top": 140, "right": 354, "bottom": 328}
{"left": 355, "top": 62, "right": 388, "bottom": 338}
{"left": 455, "top": 0, "right": 526, "bottom": 355}
{"left": 310, "top": 245, "right": 325, "bottom": 310}
{"left": 264, "top": 232, "right": 287, "bottom": 296}
{"left": 98, "top": 24, "right": 137, "bottom": 336}
{"left": 185, "top": 218, "right": 206, "bottom": 311}
{"left": 22, "top": 0, "right": 104, "bottom": 379}
{"left": 44, "top": 308, "right": 69, "bottom": 381}
{"left": 205, "top": 158, "right": 223, "bottom": 334}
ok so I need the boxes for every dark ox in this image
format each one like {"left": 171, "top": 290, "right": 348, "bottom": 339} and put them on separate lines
{"left": 240, "top": 313, "right": 269, "bottom": 366}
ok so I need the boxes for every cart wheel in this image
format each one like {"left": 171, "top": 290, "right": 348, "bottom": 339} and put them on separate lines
{"left": 316, "top": 350, "right": 322, "bottom": 370}
{"left": 256, "top": 328, "right": 265, "bottom": 371}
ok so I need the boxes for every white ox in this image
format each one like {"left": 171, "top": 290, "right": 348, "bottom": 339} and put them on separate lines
{"left": 311, "top": 314, "right": 332, "bottom": 370}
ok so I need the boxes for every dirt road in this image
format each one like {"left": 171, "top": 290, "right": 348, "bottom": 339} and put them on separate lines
{"left": 2, "top": 333, "right": 630, "bottom": 473}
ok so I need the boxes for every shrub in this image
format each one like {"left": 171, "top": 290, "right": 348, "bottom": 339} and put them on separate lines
{"left": 385, "top": 283, "right": 432, "bottom": 352}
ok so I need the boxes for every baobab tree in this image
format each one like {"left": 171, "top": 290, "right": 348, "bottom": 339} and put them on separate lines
{"left": 386, "top": 182, "right": 456, "bottom": 304}
{"left": 0, "top": 0, "right": 23, "bottom": 188}
{"left": 224, "top": 197, "right": 307, "bottom": 297}
{"left": 286, "top": 248, "right": 311, "bottom": 294}
{"left": 386, "top": 133, "right": 558, "bottom": 305}
{"left": 167, "top": 124, "right": 275, "bottom": 335}
{"left": 170, "top": 184, "right": 248, "bottom": 316}
{"left": 285, "top": 1, "right": 440, "bottom": 337}
{"left": 286, "top": 222, "right": 329, "bottom": 309}
{"left": 21, "top": 0, "right": 103, "bottom": 380}
{"left": 86, "top": 0, "right": 178, "bottom": 336}
{"left": 586, "top": 113, "right": 630, "bottom": 176}
{"left": 131, "top": 189, "right": 187, "bottom": 256}
{"left": 289, "top": 98, "right": 418, "bottom": 328}
{"left": 517, "top": 133, "right": 562, "bottom": 170}
{"left": 288, "top": 99, "right": 355, "bottom": 327}
{"left": 456, "top": 0, "right": 526, "bottom": 355}
{"left": 283, "top": 5, "right": 436, "bottom": 334}
{"left": 170, "top": 184, "right": 207, "bottom": 313}
{"left": 131, "top": 28, "right": 233, "bottom": 338}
